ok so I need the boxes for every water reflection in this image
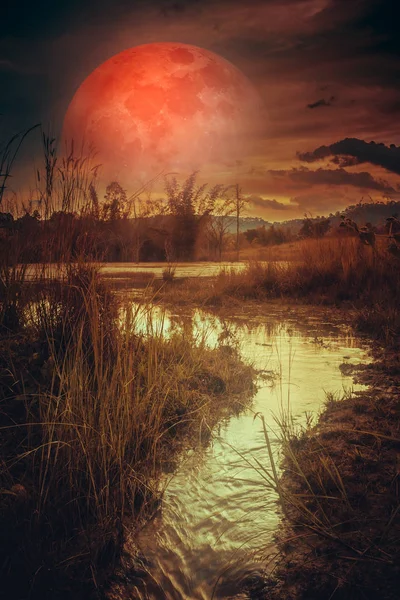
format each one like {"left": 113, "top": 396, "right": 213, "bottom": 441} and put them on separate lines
{"left": 22, "top": 262, "right": 246, "bottom": 282}
{"left": 110, "top": 304, "right": 371, "bottom": 600}
{"left": 101, "top": 262, "right": 246, "bottom": 280}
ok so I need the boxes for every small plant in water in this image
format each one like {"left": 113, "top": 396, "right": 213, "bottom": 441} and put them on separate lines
{"left": 162, "top": 263, "right": 176, "bottom": 282}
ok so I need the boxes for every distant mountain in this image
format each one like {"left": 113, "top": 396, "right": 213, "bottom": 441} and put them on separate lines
{"left": 242, "top": 201, "right": 400, "bottom": 235}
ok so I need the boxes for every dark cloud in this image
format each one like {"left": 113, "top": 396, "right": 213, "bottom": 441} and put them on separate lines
{"left": 307, "top": 96, "right": 335, "bottom": 109}
{"left": 350, "top": 0, "right": 400, "bottom": 57}
{"left": 0, "top": 0, "right": 205, "bottom": 41}
{"left": 0, "top": 0, "right": 84, "bottom": 39}
{"left": 246, "top": 0, "right": 400, "bottom": 90}
{"left": 298, "top": 138, "right": 400, "bottom": 175}
{"left": 248, "top": 195, "right": 291, "bottom": 210}
{"left": 330, "top": 155, "right": 360, "bottom": 168}
{"left": 269, "top": 166, "right": 396, "bottom": 194}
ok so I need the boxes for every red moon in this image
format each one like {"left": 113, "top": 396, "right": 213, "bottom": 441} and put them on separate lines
{"left": 63, "top": 42, "right": 259, "bottom": 182}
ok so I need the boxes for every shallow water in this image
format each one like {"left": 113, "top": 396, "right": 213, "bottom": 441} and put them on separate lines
{"left": 101, "top": 262, "right": 246, "bottom": 279}
{"left": 22, "top": 261, "right": 246, "bottom": 281}
{"left": 110, "top": 305, "right": 370, "bottom": 600}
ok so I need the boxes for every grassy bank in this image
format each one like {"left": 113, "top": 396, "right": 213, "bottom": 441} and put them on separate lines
{"left": 0, "top": 264, "right": 255, "bottom": 599}
{"left": 155, "top": 236, "right": 400, "bottom": 345}
{"left": 261, "top": 350, "right": 400, "bottom": 600}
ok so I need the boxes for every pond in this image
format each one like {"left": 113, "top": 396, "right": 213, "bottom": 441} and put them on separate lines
{"left": 108, "top": 303, "right": 371, "bottom": 600}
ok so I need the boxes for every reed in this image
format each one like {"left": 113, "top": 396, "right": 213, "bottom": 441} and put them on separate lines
{"left": 0, "top": 264, "right": 254, "bottom": 598}
{"left": 162, "top": 263, "right": 176, "bottom": 282}
{"left": 157, "top": 236, "right": 400, "bottom": 343}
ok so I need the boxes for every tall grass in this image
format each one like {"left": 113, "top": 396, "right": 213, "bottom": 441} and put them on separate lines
{"left": 0, "top": 264, "right": 254, "bottom": 598}
{"left": 158, "top": 236, "right": 400, "bottom": 343}
{"left": 215, "top": 237, "right": 397, "bottom": 301}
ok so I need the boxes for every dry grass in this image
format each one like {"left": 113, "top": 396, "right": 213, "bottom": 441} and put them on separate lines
{"left": 0, "top": 264, "right": 255, "bottom": 599}
{"left": 156, "top": 236, "right": 400, "bottom": 344}
{"left": 217, "top": 237, "right": 395, "bottom": 301}
{"left": 224, "top": 241, "right": 300, "bottom": 263}
{"left": 262, "top": 382, "right": 400, "bottom": 600}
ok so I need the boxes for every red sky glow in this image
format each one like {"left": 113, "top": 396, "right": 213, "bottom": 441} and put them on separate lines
{"left": 1, "top": 0, "right": 399, "bottom": 221}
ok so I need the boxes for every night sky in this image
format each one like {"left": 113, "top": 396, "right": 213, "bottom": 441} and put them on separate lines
{"left": 1, "top": 0, "right": 399, "bottom": 220}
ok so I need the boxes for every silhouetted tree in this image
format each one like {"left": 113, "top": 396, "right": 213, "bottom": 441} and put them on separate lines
{"left": 87, "top": 183, "right": 100, "bottom": 220}
{"left": 102, "top": 181, "right": 128, "bottom": 221}
{"left": 244, "top": 224, "right": 292, "bottom": 246}
{"left": 0, "top": 212, "right": 14, "bottom": 229}
{"left": 165, "top": 172, "right": 225, "bottom": 260}
{"left": 299, "top": 215, "right": 330, "bottom": 238}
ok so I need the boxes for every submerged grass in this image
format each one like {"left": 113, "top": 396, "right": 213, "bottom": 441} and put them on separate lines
{"left": 0, "top": 263, "right": 255, "bottom": 599}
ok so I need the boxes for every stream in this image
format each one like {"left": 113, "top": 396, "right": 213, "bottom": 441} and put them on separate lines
{"left": 109, "top": 304, "right": 371, "bottom": 600}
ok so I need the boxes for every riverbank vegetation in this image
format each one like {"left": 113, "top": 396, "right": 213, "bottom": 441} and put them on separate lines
{"left": 258, "top": 349, "right": 400, "bottom": 600}
{"left": 0, "top": 263, "right": 255, "bottom": 599}
{"left": 156, "top": 235, "right": 400, "bottom": 345}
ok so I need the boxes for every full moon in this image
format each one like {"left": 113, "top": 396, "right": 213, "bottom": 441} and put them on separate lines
{"left": 63, "top": 42, "right": 260, "bottom": 182}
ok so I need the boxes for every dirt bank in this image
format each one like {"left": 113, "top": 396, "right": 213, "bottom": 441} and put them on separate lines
{"left": 262, "top": 345, "right": 400, "bottom": 600}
